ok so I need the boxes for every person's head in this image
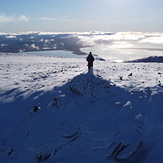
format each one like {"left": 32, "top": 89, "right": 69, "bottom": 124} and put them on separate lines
{"left": 89, "top": 52, "right": 92, "bottom": 55}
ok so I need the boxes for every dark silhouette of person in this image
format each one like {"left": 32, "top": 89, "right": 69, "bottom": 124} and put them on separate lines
{"left": 86, "top": 52, "right": 94, "bottom": 72}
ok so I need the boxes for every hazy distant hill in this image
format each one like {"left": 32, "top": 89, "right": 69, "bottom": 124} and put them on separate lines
{"left": 126, "top": 56, "right": 163, "bottom": 63}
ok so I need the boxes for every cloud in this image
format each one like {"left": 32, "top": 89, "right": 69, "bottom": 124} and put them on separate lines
{"left": 39, "top": 17, "right": 73, "bottom": 22}
{"left": 139, "top": 35, "right": 163, "bottom": 44}
{"left": 30, "top": 44, "right": 39, "bottom": 50}
{"left": 76, "top": 32, "right": 146, "bottom": 47}
{"left": 75, "top": 31, "right": 163, "bottom": 52}
{"left": 0, "top": 13, "right": 29, "bottom": 23}
{"left": 6, "top": 35, "right": 16, "bottom": 39}
{"left": 38, "top": 17, "right": 96, "bottom": 24}
{"left": 0, "top": 13, "right": 15, "bottom": 23}
{"left": 17, "top": 15, "right": 29, "bottom": 23}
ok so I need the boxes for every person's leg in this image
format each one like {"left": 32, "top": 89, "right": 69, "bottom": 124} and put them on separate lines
{"left": 88, "top": 65, "right": 91, "bottom": 71}
{"left": 89, "top": 67, "right": 93, "bottom": 74}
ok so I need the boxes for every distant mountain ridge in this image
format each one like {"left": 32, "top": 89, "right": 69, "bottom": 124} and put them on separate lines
{"left": 0, "top": 31, "right": 115, "bottom": 55}
{"left": 0, "top": 33, "right": 89, "bottom": 55}
{"left": 126, "top": 56, "right": 163, "bottom": 63}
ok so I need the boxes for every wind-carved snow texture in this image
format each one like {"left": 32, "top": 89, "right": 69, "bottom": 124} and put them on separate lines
{"left": 69, "top": 73, "right": 111, "bottom": 97}
{"left": 1, "top": 54, "right": 163, "bottom": 162}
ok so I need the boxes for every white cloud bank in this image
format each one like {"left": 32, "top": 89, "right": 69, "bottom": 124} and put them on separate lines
{"left": 75, "top": 31, "right": 163, "bottom": 47}
{"left": 0, "top": 13, "right": 29, "bottom": 23}
{"left": 139, "top": 35, "right": 163, "bottom": 44}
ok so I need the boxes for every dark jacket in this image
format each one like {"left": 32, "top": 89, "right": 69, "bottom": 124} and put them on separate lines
{"left": 86, "top": 54, "right": 94, "bottom": 67}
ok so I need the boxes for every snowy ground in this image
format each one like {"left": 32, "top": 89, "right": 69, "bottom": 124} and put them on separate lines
{"left": 0, "top": 53, "right": 163, "bottom": 163}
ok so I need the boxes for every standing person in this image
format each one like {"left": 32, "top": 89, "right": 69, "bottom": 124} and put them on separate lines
{"left": 86, "top": 52, "right": 94, "bottom": 73}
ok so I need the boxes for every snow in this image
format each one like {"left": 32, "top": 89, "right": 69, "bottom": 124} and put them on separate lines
{"left": 0, "top": 52, "right": 163, "bottom": 162}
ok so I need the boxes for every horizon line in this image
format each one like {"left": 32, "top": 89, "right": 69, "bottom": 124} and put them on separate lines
{"left": 0, "top": 30, "right": 163, "bottom": 35}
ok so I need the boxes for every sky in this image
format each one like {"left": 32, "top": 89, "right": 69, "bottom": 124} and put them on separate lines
{"left": 0, "top": 0, "right": 163, "bottom": 33}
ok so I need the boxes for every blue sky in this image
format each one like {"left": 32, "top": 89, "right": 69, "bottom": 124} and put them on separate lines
{"left": 0, "top": 0, "right": 163, "bottom": 33}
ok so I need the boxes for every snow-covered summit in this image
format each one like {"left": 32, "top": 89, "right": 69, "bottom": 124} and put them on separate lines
{"left": 69, "top": 73, "right": 112, "bottom": 97}
{"left": 0, "top": 54, "right": 163, "bottom": 162}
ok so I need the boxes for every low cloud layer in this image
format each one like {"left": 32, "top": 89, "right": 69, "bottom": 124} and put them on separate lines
{"left": 75, "top": 31, "right": 163, "bottom": 49}
{"left": 0, "top": 31, "right": 163, "bottom": 57}
{"left": 139, "top": 35, "right": 163, "bottom": 44}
